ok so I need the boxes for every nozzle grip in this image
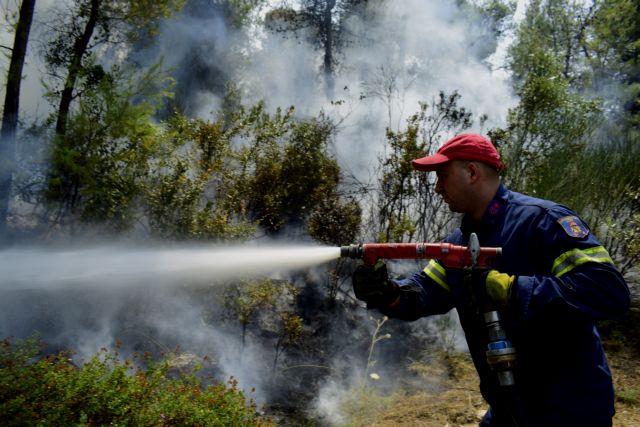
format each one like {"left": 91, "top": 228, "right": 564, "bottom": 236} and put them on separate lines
{"left": 340, "top": 245, "right": 364, "bottom": 260}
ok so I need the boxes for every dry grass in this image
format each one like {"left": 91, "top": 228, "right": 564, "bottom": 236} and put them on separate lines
{"left": 611, "top": 347, "right": 640, "bottom": 427}
{"left": 341, "top": 345, "right": 640, "bottom": 427}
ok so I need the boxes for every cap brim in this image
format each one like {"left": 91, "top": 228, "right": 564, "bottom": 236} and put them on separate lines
{"left": 411, "top": 153, "right": 450, "bottom": 171}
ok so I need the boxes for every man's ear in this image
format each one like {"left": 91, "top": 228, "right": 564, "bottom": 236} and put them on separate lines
{"left": 466, "top": 161, "right": 480, "bottom": 182}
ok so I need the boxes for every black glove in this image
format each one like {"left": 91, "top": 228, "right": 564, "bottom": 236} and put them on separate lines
{"left": 352, "top": 261, "right": 399, "bottom": 309}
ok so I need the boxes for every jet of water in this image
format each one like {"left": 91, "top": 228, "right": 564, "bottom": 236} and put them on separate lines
{"left": 0, "top": 244, "right": 342, "bottom": 290}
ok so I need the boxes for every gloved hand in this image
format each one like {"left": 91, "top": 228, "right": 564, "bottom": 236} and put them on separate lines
{"left": 352, "top": 261, "right": 400, "bottom": 309}
{"left": 479, "top": 269, "right": 516, "bottom": 306}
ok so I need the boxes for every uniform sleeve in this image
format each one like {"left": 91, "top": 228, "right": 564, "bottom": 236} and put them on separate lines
{"left": 515, "top": 209, "right": 630, "bottom": 323}
{"left": 380, "top": 259, "right": 456, "bottom": 321}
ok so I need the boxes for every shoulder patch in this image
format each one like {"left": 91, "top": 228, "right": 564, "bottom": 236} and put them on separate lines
{"left": 557, "top": 215, "right": 590, "bottom": 239}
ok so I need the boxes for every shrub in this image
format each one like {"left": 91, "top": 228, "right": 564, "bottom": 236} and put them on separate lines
{"left": 0, "top": 336, "right": 273, "bottom": 426}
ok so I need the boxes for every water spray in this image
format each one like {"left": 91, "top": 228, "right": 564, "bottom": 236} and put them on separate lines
{"left": 0, "top": 244, "right": 342, "bottom": 290}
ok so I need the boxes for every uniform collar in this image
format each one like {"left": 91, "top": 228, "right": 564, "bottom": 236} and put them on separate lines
{"left": 461, "top": 184, "right": 508, "bottom": 233}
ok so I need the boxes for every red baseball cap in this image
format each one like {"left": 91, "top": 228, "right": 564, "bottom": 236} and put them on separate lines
{"left": 411, "top": 133, "right": 504, "bottom": 172}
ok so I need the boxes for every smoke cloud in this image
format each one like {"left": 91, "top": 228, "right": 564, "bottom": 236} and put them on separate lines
{"left": 250, "top": 0, "right": 515, "bottom": 179}
{"left": 130, "top": 0, "right": 516, "bottom": 182}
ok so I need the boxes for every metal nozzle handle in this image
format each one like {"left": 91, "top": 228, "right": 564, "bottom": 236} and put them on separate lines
{"left": 340, "top": 244, "right": 363, "bottom": 259}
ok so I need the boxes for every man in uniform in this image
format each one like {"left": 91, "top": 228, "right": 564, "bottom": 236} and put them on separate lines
{"left": 353, "top": 133, "right": 630, "bottom": 426}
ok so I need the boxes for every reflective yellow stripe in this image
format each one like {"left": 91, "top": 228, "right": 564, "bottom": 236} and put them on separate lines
{"left": 424, "top": 259, "right": 450, "bottom": 292}
{"left": 552, "top": 246, "right": 614, "bottom": 277}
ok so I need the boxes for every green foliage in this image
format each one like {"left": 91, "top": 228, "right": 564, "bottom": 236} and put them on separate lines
{"left": 0, "top": 336, "right": 273, "bottom": 426}
{"left": 46, "top": 63, "right": 173, "bottom": 232}
{"left": 279, "top": 312, "right": 303, "bottom": 343}
{"left": 145, "top": 156, "right": 255, "bottom": 240}
{"left": 224, "top": 0, "right": 267, "bottom": 28}
{"left": 43, "top": 81, "right": 359, "bottom": 242}
{"left": 267, "top": 0, "right": 366, "bottom": 78}
{"left": 306, "top": 194, "right": 361, "bottom": 246}
{"left": 226, "top": 279, "right": 284, "bottom": 326}
{"left": 498, "top": 2, "right": 603, "bottom": 190}
{"left": 236, "top": 108, "right": 348, "bottom": 235}
{"left": 44, "top": 0, "right": 185, "bottom": 68}
{"left": 145, "top": 112, "right": 256, "bottom": 241}
{"left": 457, "top": 0, "right": 516, "bottom": 59}
{"left": 122, "top": 0, "right": 187, "bottom": 39}
{"left": 222, "top": 278, "right": 305, "bottom": 372}
{"left": 475, "top": 0, "right": 517, "bottom": 35}
{"left": 489, "top": 0, "right": 640, "bottom": 279}
{"left": 224, "top": 279, "right": 298, "bottom": 348}
{"left": 589, "top": 0, "right": 640, "bottom": 122}
{"left": 273, "top": 312, "right": 304, "bottom": 371}
{"left": 526, "top": 133, "right": 639, "bottom": 220}
{"left": 606, "top": 187, "right": 640, "bottom": 275}
{"left": 616, "top": 388, "right": 640, "bottom": 405}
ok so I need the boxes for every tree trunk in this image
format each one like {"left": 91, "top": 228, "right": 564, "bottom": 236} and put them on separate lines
{"left": 322, "top": 0, "right": 336, "bottom": 97}
{"left": 55, "top": 0, "right": 101, "bottom": 137}
{"left": 0, "top": 0, "right": 36, "bottom": 242}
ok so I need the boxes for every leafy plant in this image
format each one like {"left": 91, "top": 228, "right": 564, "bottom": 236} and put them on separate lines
{"left": 0, "top": 335, "right": 273, "bottom": 426}
{"left": 145, "top": 112, "right": 256, "bottom": 241}
{"left": 224, "top": 279, "right": 298, "bottom": 350}
{"left": 46, "top": 62, "right": 173, "bottom": 234}
{"left": 273, "top": 312, "right": 304, "bottom": 372}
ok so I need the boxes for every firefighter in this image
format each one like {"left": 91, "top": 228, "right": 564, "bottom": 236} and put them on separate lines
{"left": 352, "top": 133, "right": 630, "bottom": 427}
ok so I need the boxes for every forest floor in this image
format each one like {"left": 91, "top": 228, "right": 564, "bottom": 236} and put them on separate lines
{"left": 340, "top": 307, "right": 640, "bottom": 427}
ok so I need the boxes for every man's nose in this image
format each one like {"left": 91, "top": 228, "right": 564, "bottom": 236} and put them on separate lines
{"left": 435, "top": 179, "right": 443, "bottom": 194}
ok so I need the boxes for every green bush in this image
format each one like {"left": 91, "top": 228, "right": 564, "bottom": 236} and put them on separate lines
{"left": 0, "top": 336, "right": 273, "bottom": 426}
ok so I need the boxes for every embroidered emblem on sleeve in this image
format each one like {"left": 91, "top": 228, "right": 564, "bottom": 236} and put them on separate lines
{"left": 557, "top": 215, "right": 590, "bottom": 239}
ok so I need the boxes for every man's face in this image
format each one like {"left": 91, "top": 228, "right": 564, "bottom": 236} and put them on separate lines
{"left": 434, "top": 161, "right": 474, "bottom": 213}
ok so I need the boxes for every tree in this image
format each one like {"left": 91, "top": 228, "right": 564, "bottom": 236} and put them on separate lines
{"left": 589, "top": 0, "right": 640, "bottom": 121}
{"left": 145, "top": 111, "right": 256, "bottom": 241}
{"left": 273, "top": 312, "right": 303, "bottom": 372}
{"left": 40, "top": 0, "right": 184, "bottom": 232}
{"left": 233, "top": 108, "right": 349, "bottom": 235}
{"left": 265, "top": 0, "right": 366, "bottom": 96}
{"left": 492, "top": 0, "right": 640, "bottom": 274}
{"left": 45, "top": 64, "right": 173, "bottom": 234}
{"left": 145, "top": 102, "right": 360, "bottom": 244}
{"left": 493, "top": 0, "right": 601, "bottom": 191}
{"left": 43, "top": 0, "right": 185, "bottom": 137}
{"left": 0, "top": 0, "right": 36, "bottom": 242}
{"left": 154, "top": 0, "right": 266, "bottom": 117}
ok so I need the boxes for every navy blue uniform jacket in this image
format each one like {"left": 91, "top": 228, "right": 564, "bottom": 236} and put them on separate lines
{"left": 382, "top": 184, "right": 630, "bottom": 426}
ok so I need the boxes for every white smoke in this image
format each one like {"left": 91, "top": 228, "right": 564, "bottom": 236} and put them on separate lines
{"left": 234, "top": 0, "right": 517, "bottom": 181}
{"left": 123, "top": 0, "right": 518, "bottom": 182}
